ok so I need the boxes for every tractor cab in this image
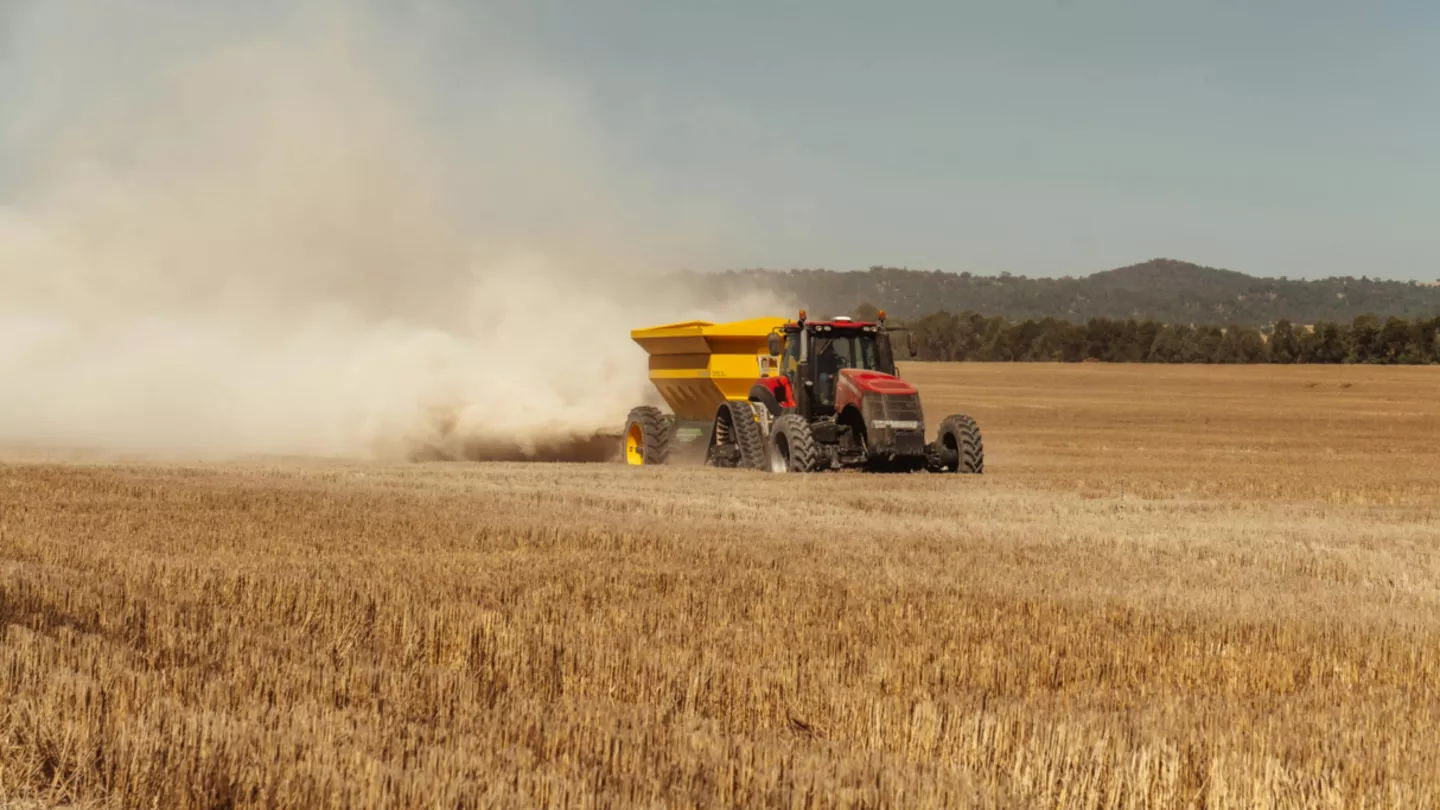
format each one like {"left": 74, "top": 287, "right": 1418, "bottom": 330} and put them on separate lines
{"left": 745, "top": 309, "right": 942, "bottom": 470}
{"left": 765, "top": 311, "right": 901, "bottom": 421}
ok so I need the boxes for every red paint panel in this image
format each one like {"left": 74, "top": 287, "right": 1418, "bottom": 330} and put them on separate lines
{"left": 834, "top": 368, "right": 914, "bottom": 414}
{"left": 756, "top": 375, "right": 796, "bottom": 408}
{"left": 839, "top": 368, "right": 917, "bottom": 396}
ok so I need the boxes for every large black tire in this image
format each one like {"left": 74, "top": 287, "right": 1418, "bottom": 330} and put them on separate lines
{"left": 623, "top": 406, "right": 671, "bottom": 466}
{"left": 767, "top": 413, "right": 821, "bottom": 473}
{"left": 935, "top": 414, "right": 984, "bottom": 474}
{"left": 706, "top": 401, "right": 769, "bottom": 470}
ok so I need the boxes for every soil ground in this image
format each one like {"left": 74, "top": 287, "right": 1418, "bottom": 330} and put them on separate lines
{"left": 3, "top": 363, "right": 1438, "bottom": 808}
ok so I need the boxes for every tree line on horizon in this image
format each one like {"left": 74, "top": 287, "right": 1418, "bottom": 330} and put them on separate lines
{"left": 864, "top": 304, "right": 1440, "bottom": 365}
{"left": 682, "top": 259, "right": 1440, "bottom": 328}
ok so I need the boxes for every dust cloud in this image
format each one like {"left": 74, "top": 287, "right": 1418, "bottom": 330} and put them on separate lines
{"left": 0, "top": 3, "right": 781, "bottom": 463}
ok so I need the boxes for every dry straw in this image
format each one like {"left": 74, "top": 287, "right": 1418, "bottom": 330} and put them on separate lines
{"left": 3, "top": 363, "right": 1438, "bottom": 808}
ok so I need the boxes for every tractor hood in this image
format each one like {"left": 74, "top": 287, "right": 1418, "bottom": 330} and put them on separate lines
{"left": 834, "top": 368, "right": 927, "bottom": 460}
{"left": 836, "top": 368, "right": 917, "bottom": 398}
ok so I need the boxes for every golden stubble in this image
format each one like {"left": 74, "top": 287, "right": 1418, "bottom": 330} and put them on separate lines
{"left": 3, "top": 363, "right": 1439, "bottom": 809}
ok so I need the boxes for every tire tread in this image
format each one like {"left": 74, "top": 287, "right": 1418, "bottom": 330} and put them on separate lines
{"left": 771, "top": 413, "right": 820, "bottom": 472}
{"left": 938, "top": 414, "right": 984, "bottom": 474}
{"left": 723, "top": 401, "right": 768, "bottom": 470}
{"left": 625, "top": 406, "right": 672, "bottom": 465}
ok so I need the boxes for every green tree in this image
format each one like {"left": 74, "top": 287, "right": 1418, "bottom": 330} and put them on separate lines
{"left": 1134, "top": 320, "right": 1161, "bottom": 362}
{"left": 1058, "top": 321, "right": 1088, "bottom": 362}
{"left": 977, "top": 316, "right": 1012, "bottom": 361}
{"left": 1315, "top": 322, "right": 1347, "bottom": 363}
{"left": 1378, "top": 317, "right": 1411, "bottom": 363}
{"left": 1408, "top": 317, "right": 1440, "bottom": 364}
{"left": 1085, "top": 318, "right": 1116, "bottom": 360}
{"left": 1235, "top": 326, "right": 1266, "bottom": 362}
{"left": 1148, "top": 324, "right": 1187, "bottom": 363}
{"left": 1268, "top": 319, "right": 1298, "bottom": 363}
{"left": 1194, "top": 325, "right": 1224, "bottom": 363}
{"left": 1348, "top": 315, "right": 1380, "bottom": 363}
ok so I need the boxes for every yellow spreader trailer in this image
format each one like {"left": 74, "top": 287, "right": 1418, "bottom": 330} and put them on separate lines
{"left": 623, "top": 310, "right": 984, "bottom": 473}
{"left": 623, "top": 317, "right": 786, "bottom": 466}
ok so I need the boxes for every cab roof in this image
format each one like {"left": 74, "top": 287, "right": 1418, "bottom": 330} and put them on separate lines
{"left": 784, "top": 317, "right": 882, "bottom": 330}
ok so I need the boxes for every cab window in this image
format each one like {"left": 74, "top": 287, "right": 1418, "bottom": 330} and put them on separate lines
{"left": 781, "top": 331, "right": 802, "bottom": 375}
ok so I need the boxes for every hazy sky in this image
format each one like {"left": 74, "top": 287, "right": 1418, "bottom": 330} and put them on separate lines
{"left": 3, "top": 0, "right": 1437, "bottom": 280}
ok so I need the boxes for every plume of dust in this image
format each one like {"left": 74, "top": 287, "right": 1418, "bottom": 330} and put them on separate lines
{"left": 0, "top": 3, "right": 784, "bottom": 464}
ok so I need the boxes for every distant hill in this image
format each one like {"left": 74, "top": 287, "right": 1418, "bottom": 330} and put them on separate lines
{"left": 675, "top": 259, "right": 1440, "bottom": 326}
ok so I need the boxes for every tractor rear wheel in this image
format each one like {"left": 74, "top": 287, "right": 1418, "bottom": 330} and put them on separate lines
{"left": 935, "top": 414, "right": 984, "bottom": 474}
{"left": 768, "top": 413, "right": 820, "bottom": 473}
{"left": 623, "top": 406, "right": 671, "bottom": 466}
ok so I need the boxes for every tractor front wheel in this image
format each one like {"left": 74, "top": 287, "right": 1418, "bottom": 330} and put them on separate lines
{"left": 933, "top": 414, "right": 984, "bottom": 474}
{"left": 768, "top": 414, "right": 821, "bottom": 473}
{"left": 623, "top": 406, "right": 671, "bottom": 466}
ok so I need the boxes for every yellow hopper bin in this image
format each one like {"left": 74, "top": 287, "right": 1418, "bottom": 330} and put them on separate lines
{"left": 632, "top": 317, "right": 787, "bottom": 422}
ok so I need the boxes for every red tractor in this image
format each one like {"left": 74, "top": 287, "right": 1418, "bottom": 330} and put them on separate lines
{"left": 735, "top": 310, "right": 983, "bottom": 474}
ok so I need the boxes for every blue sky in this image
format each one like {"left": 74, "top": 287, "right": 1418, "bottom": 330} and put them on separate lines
{"left": 3, "top": 1, "right": 1438, "bottom": 280}
{"left": 489, "top": 0, "right": 1440, "bottom": 280}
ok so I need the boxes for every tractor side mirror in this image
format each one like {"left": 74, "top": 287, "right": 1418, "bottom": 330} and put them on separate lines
{"left": 767, "top": 332, "right": 783, "bottom": 357}
{"left": 907, "top": 333, "right": 918, "bottom": 357}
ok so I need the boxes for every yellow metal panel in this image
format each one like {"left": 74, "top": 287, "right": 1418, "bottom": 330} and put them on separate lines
{"left": 631, "top": 334, "right": 711, "bottom": 356}
{"left": 630, "top": 320, "right": 713, "bottom": 338}
{"left": 697, "top": 317, "right": 791, "bottom": 338}
{"left": 632, "top": 316, "right": 788, "bottom": 421}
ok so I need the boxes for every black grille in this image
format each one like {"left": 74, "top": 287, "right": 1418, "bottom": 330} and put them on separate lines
{"left": 862, "top": 393, "right": 924, "bottom": 425}
{"left": 895, "top": 429, "right": 925, "bottom": 456}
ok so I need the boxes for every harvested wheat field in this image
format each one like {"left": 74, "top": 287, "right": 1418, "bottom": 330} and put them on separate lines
{"left": 3, "top": 363, "right": 1439, "bottom": 809}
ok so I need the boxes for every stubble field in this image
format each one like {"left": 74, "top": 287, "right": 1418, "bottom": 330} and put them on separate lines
{"left": 3, "top": 363, "right": 1439, "bottom": 809}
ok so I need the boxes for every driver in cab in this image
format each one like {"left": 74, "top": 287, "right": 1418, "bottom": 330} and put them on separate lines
{"left": 815, "top": 341, "right": 845, "bottom": 404}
